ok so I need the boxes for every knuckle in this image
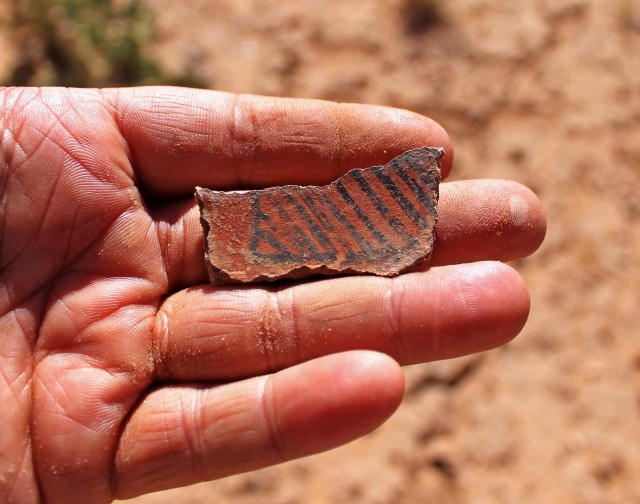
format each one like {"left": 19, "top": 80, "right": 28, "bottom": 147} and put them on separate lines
{"left": 256, "top": 289, "right": 298, "bottom": 372}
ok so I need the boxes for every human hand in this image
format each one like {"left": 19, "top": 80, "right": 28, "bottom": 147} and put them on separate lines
{"left": 0, "top": 87, "right": 545, "bottom": 503}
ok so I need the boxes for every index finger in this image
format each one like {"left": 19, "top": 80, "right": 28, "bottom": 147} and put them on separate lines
{"left": 103, "top": 87, "right": 453, "bottom": 198}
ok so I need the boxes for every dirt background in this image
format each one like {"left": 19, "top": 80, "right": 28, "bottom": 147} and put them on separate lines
{"left": 3, "top": 0, "right": 640, "bottom": 502}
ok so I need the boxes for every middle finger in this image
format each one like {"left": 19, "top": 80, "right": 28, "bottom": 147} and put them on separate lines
{"left": 151, "top": 260, "right": 530, "bottom": 382}
{"left": 153, "top": 179, "right": 546, "bottom": 288}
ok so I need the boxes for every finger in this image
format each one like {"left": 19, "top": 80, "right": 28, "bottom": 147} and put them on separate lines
{"left": 104, "top": 87, "right": 453, "bottom": 197}
{"left": 153, "top": 199, "right": 208, "bottom": 289}
{"left": 430, "top": 179, "right": 547, "bottom": 266}
{"left": 114, "top": 351, "right": 403, "bottom": 499}
{"left": 152, "top": 261, "right": 529, "bottom": 382}
{"left": 155, "top": 179, "right": 545, "bottom": 288}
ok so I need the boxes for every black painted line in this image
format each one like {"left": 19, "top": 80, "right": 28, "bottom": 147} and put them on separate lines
{"left": 321, "top": 191, "right": 377, "bottom": 254}
{"left": 249, "top": 197, "right": 299, "bottom": 262}
{"left": 335, "top": 180, "right": 388, "bottom": 245}
{"left": 270, "top": 192, "right": 329, "bottom": 259}
{"left": 404, "top": 156, "right": 439, "bottom": 193}
{"left": 390, "top": 162, "right": 435, "bottom": 217}
{"left": 373, "top": 162, "right": 429, "bottom": 225}
{"left": 299, "top": 192, "right": 336, "bottom": 231}
{"left": 300, "top": 192, "right": 360, "bottom": 262}
{"left": 349, "top": 170, "right": 415, "bottom": 243}
{"left": 284, "top": 191, "right": 338, "bottom": 255}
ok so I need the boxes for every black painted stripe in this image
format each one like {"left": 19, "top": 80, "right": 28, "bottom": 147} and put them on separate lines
{"left": 349, "top": 170, "right": 416, "bottom": 244}
{"left": 397, "top": 158, "right": 437, "bottom": 217}
{"left": 284, "top": 191, "right": 338, "bottom": 255}
{"left": 391, "top": 161, "right": 436, "bottom": 217}
{"left": 299, "top": 192, "right": 336, "bottom": 231}
{"left": 335, "top": 180, "right": 388, "bottom": 245}
{"left": 373, "top": 162, "right": 429, "bottom": 225}
{"left": 270, "top": 193, "right": 330, "bottom": 259}
{"left": 404, "top": 156, "right": 439, "bottom": 193}
{"left": 249, "top": 196, "right": 299, "bottom": 262}
{"left": 300, "top": 191, "right": 360, "bottom": 262}
{"left": 321, "top": 191, "right": 377, "bottom": 254}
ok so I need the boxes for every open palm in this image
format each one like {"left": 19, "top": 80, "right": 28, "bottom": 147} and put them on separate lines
{"left": 0, "top": 87, "right": 545, "bottom": 503}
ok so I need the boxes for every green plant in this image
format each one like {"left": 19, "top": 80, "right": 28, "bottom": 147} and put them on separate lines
{"left": 5, "top": 0, "right": 205, "bottom": 87}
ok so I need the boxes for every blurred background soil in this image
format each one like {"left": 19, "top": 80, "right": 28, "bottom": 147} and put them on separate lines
{"left": 2, "top": 0, "right": 640, "bottom": 502}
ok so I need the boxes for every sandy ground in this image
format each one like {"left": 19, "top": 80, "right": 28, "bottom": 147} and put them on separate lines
{"left": 4, "top": 0, "right": 639, "bottom": 502}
